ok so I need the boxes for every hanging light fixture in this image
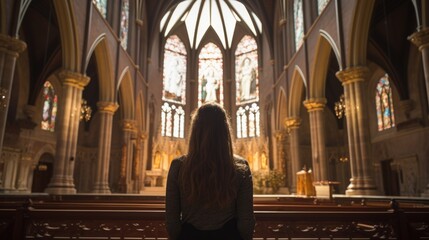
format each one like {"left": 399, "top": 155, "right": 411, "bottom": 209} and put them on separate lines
{"left": 80, "top": 99, "right": 92, "bottom": 122}
{"left": 334, "top": 94, "right": 345, "bottom": 119}
{"left": 0, "top": 87, "right": 8, "bottom": 111}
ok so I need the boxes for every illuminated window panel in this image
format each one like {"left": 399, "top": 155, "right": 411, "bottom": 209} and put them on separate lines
{"left": 235, "top": 35, "right": 258, "bottom": 104}
{"left": 317, "top": 0, "right": 330, "bottom": 15}
{"left": 375, "top": 74, "right": 395, "bottom": 131}
{"left": 294, "top": 0, "right": 304, "bottom": 50}
{"left": 92, "top": 0, "right": 107, "bottom": 18}
{"left": 163, "top": 35, "right": 187, "bottom": 104}
{"left": 120, "top": 0, "right": 129, "bottom": 49}
{"left": 161, "top": 102, "right": 185, "bottom": 138}
{"left": 236, "top": 103, "right": 260, "bottom": 139}
{"left": 41, "top": 81, "right": 57, "bottom": 132}
{"left": 198, "top": 42, "right": 223, "bottom": 106}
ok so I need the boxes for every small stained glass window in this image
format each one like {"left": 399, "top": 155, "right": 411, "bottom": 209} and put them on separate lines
{"left": 294, "top": 0, "right": 304, "bottom": 50}
{"left": 376, "top": 74, "right": 395, "bottom": 131}
{"left": 236, "top": 103, "right": 260, "bottom": 138}
{"left": 161, "top": 102, "right": 185, "bottom": 138}
{"left": 120, "top": 0, "right": 129, "bottom": 49}
{"left": 317, "top": 0, "right": 330, "bottom": 15}
{"left": 92, "top": 0, "right": 107, "bottom": 18}
{"left": 198, "top": 42, "right": 223, "bottom": 106}
{"left": 41, "top": 81, "right": 57, "bottom": 132}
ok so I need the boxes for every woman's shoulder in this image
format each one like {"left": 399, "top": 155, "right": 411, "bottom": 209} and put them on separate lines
{"left": 233, "top": 155, "right": 250, "bottom": 174}
{"left": 170, "top": 155, "right": 186, "bottom": 170}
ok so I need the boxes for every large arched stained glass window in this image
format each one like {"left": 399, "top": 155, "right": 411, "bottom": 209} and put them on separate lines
{"left": 376, "top": 74, "right": 395, "bottom": 131}
{"left": 317, "top": 0, "right": 330, "bottom": 15}
{"left": 161, "top": 35, "right": 187, "bottom": 139}
{"left": 92, "top": 0, "right": 107, "bottom": 18}
{"left": 198, "top": 42, "right": 223, "bottom": 106}
{"left": 163, "top": 35, "right": 187, "bottom": 104}
{"left": 235, "top": 35, "right": 260, "bottom": 139}
{"left": 41, "top": 81, "right": 58, "bottom": 132}
{"left": 293, "top": 0, "right": 304, "bottom": 50}
{"left": 120, "top": 0, "right": 129, "bottom": 49}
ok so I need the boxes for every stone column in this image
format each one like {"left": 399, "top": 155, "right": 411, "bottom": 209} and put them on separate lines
{"left": 285, "top": 117, "right": 302, "bottom": 193}
{"left": 92, "top": 102, "right": 118, "bottom": 193}
{"left": 45, "top": 70, "right": 89, "bottom": 194}
{"left": 303, "top": 98, "right": 328, "bottom": 182}
{"left": 409, "top": 28, "right": 429, "bottom": 108}
{"left": 16, "top": 153, "right": 33, "bottom": 192}
{"left": 336, "top": 66, "right": 378, "bottom": 195}
{"left": 0, "top": 34, "right": 26, "bottom": 156}
{"left": 275, "top": 129, "right": 289, "bottom": 189}
{"left": 118, "top": 119, "right": 136, "bottom": 193}
{"left": 138, "top": 132, "right": 148, "bottom": 193}
{"left": 409, "top": 28, "right": 429, "bottom": 197}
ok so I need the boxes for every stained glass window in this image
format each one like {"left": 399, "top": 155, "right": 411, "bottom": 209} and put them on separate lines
{"left": 41, "top": 81, "right": 58, "bottom": 132}
{"left": 161, "top": 102, "right": 185, "bottom": 138}
{"left": 376, "top": 74, "right": 395, "bottom": 131}
{"left": 120, "top": 0, "right": 129, "bottom": 49}
{"left": 235, "top": 35, "right": 260, "bottom": 139}
{"left": 235, "top": 35, "right": 258, "bottom": 104}
{"left": 92, "top": 0, "right": 107, "bottom": 18}
{"left": 317, "top": 0, "right": 330, "bottom": 15}
{"left": 198, "top": 42, "right": 223, "bottom": 106}
{"left": 163, "top": 35, "right": 187, "bottom": 104}
{"left": 294, "top": 0, "right": 304, "bottom": 50}
{"left": 236, "top": 103, "right": 260, "bottom": 138}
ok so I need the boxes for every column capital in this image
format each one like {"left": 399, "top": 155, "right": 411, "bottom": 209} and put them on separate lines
{"left": 275, "top": 129, "right": 288, "bottom": 140}
{"left": 122, "top": 119, "right": 137, "bottom": 132}
{"left": 409, "top": 28, "right": 429, "bottom": 50}
{"left": 303, "top": 98, "right": 327, "bottom": 111}
{"left": 97, "top": 101, "right": 119, "bottom": 113}
{"left": 0, "top": 34, "right": 27, "bottom": 56}
{"left": 284, "top": 117, "right": 302, "bottom": 129}
{"left": 57, "top": 70, "right": 90, "bottom": 88}
{"left": 335, "top": 66, "right": 368, "bottom": 84}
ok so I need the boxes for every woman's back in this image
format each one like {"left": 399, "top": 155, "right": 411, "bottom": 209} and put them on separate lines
{"left": 165, "top": 103, "right": 255, "bottom": 240}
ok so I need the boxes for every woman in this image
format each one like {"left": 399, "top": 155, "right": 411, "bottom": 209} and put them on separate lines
{"left": 166, "top": 102, "right": 255, "bottom": 240}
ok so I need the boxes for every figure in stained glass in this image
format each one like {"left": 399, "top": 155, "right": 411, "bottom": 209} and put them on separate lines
{"left": 238, "top": 57, "right": 256, "bottom": 101}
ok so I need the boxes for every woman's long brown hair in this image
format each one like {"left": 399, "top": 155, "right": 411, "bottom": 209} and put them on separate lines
{"left": 179, "top": 102, "right": 237, "bottom": 208}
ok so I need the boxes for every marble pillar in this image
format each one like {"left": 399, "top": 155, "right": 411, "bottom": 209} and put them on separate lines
{"left": 0, "top": 34, "right": 26, "bottom": 156}
{"left": 285, "top": 117, "right": 302, "bottom": 193}
{"left": 45, "top": 70, "right": 89, "bottom": 194}
{"left": 303, "top": 98, "right": 328, "bottom": 182}
{"left": 92, "top": 102, "right": 118, "bottom": 193}
{"left": 336, "top": 66, "right": 378, "bottom": 195}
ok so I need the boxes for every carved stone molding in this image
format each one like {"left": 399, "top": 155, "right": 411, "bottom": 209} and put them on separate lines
{"left": 409, "top": 28, "right": 429, "bottom": 50}
{"left": 335, "top": 66, "right": 368, "bottom": 85}
{"left": 284, "top": 117, "right": 302, "bottom": 129}
{"left": 122, "top": 119, "right": 137, "bottom": 132}
{"left": 303, "top": 98, "right": 327, "bottom": 111}
{"left": 97, "top": 101, "right": 119, "bottom": 114}
{"left": 57, "top": 70, "right": 90, "bottom": 88}
{"left": 0, "top": 34, "right": 27, "bottom": 56}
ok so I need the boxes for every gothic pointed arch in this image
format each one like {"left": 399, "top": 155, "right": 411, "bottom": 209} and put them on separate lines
{"left": 277, "top": 87, "right": 287, "bottom": 130}
{"left": 309, "top": 32, "right": 342, "bottom": 99}
{"left": 92, "top": 37, "right": 115, "bottom": 102}
{"left": 288, "top": 66, "right": 306, "bottom": 117}
{"left": 118, "top": 68, "right": 135, "bottom": 120}
{"left": 348, "top": 0, "right": 375, "bottom": 67}
{"left": 53, "top": 0, "right": 81, "bottom": 72}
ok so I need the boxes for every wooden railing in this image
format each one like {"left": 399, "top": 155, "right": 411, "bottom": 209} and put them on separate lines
{"left": 1, "top": 194, "right": 428, "bottom": 239}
